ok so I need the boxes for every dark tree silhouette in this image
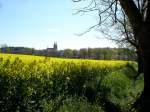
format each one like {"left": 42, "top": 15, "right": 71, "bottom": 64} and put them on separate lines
{"left": 73, "top": 0, "right": 150, "bottom": 111}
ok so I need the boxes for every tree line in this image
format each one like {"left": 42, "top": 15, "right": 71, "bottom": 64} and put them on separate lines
{"left": 0, "top": 46, "right": 136, "bottom": 60}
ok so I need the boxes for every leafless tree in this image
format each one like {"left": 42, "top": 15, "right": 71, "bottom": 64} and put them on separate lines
{"left": 73, "top": 0, "right": 150, "bottom": 112}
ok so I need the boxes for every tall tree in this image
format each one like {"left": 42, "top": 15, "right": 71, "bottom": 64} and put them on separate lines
{"left": 73, "top": 0, "right": 150, "bottom": 111}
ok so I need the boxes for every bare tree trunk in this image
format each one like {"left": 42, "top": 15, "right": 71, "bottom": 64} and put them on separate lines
{"left": 138, "top": 54, "right": 143, "bottom": 75}
{"left": 139, "top": 23, "right": 150, "bottom": 112}
{"left": 142, "top": 54, "right": 150, "bottom": 111}
{"left": 137, "top": 49, "right": 144, "bottom": 75}
{"left": 129, "top": 22, "right": 150, "bottom": 112}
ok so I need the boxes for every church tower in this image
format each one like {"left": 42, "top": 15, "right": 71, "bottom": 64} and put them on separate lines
{"left": 53, "top": 42, "right": 57, "bottom": 51}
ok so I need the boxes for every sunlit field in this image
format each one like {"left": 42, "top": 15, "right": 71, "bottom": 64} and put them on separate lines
{"left": 0, "top": 53, "right": 143, "bottom": 112}
{"left": 0, "top": 53, "right": 133, "bottom": 65}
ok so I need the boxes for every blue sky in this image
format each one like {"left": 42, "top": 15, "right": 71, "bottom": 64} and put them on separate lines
{"left": 0, "top": 0, "right": 117, "bottom": 50}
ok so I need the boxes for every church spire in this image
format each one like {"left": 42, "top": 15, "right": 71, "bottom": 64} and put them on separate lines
{"left": 53, "top": 42, "right": 57, "bottom": 51}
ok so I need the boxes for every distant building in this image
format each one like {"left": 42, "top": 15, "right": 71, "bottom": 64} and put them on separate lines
{"left": 45, "top": 42, "right": 58, "bottom": 56}
{"left": 46, "top": 42, "right": 57, "bottom": 52}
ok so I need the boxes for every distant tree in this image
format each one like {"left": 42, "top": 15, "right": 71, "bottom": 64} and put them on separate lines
{"left": 94, "top": 48, "right": 101, "bottom": 59}
{"left": 87, "top": 48, "right": 93, "bottom": 59}
{"left": 5, "top": 47, "right": 10, "bottom": 53}
{"left": 63, "top": 49, "right": 73, "bottom": 58}
{"left": 0, "top": 44, "right": 8, "bottom": 48}
{"left": 72, "top": 50, "right": 78, "bottom": 58}
{"left": 79, "top": 48, "right": 88, "bottom": 59}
